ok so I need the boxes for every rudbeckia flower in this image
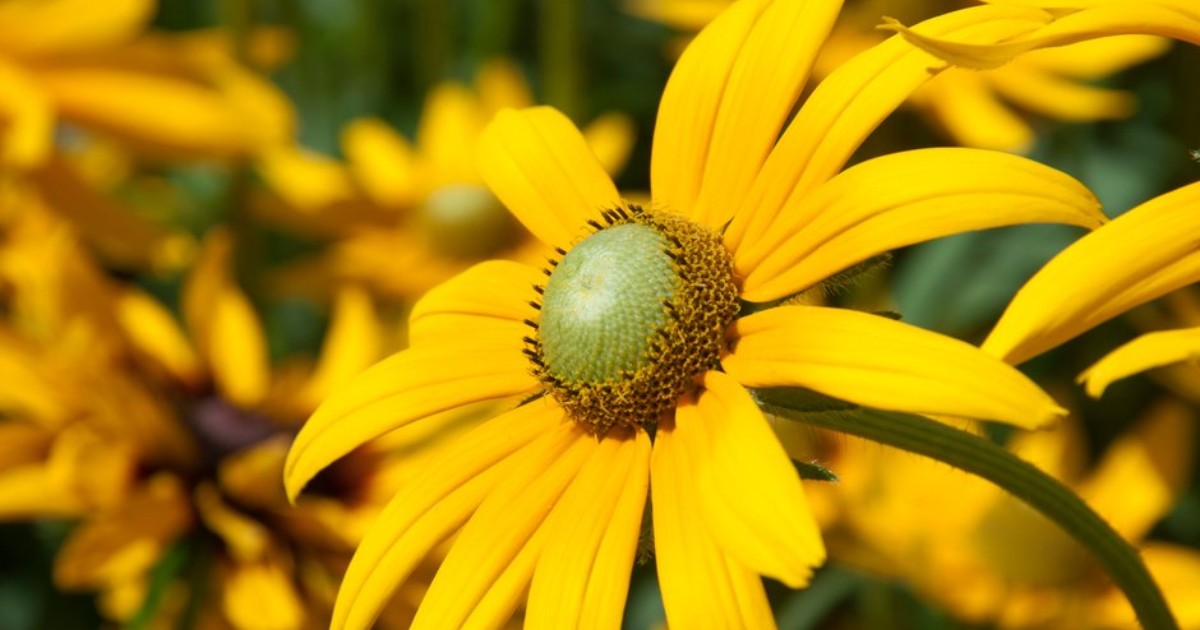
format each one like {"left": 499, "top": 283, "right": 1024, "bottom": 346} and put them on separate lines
{"left": 820, "top": 402, "right": 1199, "bottom": 629}
{"left": 627, "top": 0, "right": 1167, "bottom": 152}
{"left": 0, "top": 212, "right": 424, "bottom": 629}
{"left": 0, "top": 0, "right": 294, "bottom": 169}
{"left": 256, "top": 59, "right": 634, "bottom": 303}
{"left": 285, "top": 1, "right": 1113, "bottom": 627}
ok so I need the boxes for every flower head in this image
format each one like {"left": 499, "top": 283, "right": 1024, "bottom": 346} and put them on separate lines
{"left": 285, "top": 1, "right": 1110, "bottom": 628}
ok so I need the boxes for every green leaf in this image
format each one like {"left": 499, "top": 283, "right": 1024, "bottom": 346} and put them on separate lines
{"left": 792, "top": 459, "right": 839, "bottom": 482}
{"left": 759, "top": 390, "right": 1180, "bottom": 630}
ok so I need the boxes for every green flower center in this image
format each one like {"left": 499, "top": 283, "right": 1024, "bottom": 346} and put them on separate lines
{"left": 419, "top": 184, "right": 523, "bottom": 260}
{"left": 527, "top": 206, "right": 739, "bottom": 434}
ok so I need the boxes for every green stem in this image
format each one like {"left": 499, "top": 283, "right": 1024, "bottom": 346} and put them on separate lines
{"left": 760, "top": 395, "right": 1178, "bottom": 630}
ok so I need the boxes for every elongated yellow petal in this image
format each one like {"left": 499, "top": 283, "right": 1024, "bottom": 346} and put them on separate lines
{"left": 342, "top": 117, "right": 418, "bottom": 208}
{"left": 408, "top": 260, "right": 543, "bottom": 347}
{"left": 737, "top": 148, "right": 1103, "bottom": 302}
{"left": 1022, "top": 35, "right": 1169, "bottom": 78}
{"left": 0, "top": 0, "right": 152, "bottom": 57}
{"left": 476, "top": 107, "right": 621, "bottom": 247}
{"left": 208, "top": 286, "right": 271, "bottom": 408}
{"left": 222, "top": 559, "right": 305, "bottom": 630}
{"left": 882, "top": 4, "right": 1200, "bottom": 70}
{"left": 115, "top": 288, "right": 202, "bottom": 386}
{"left": 298, "top": 287, "right": 381, "bottom": 410}
{"left": 0, "top": 58, "right": 51, "bottom": 168}
{"left": 332, "top": 400, "right": 564, "bottom": 630}
{"left": 581, "top": 112, "right": 636, "bottom": 177}
{"left": 650, "top": 0, "right": 768, "bottom": 220}
{"left": 652, "top": 423, "right": 775, "bottom": 630}
{"left": 410, "top": 423, "right": 597, "bottom": 630}
{"left": 988, "top": 65, "right": 1134, "bottom": 121}
{"left": 1076, "top": 401, "right": 1193, "bottom": 540}
{"left": 674, "top": 371, "right": 825, "bottom": 587}
{"left": 724, "top": 4, "right": 1052, "bottom": 254}
{"left": 527, "top": 430, "right": 649, "bottom": 630}
{"left": 1081, "top": 328, "right": 1200, "bottom": 398}
{"left": 626, "top": 0, "right": 731, "bottom": 31}
{"left": 475, "top": 59, "right": 533, "bottom": 113}
{"left": 686, "top": 0, "right": 843, "bottom": 229}
{"left": 725, "top": 306, "right": 1065, "bottom": 428}
{"left": 915, "top": 72, "right": 1035, "bottom": 152}
{"left": 285, "top": 338, "right": 537, "bottom": 502}
{"left": 38, "top": 67, "right": 276, "bottom": 160}
{"left": 983, "top": 182, "right": 1200, "bottom": 365}
{"left": 417, "top": 83, "right": 486, "bottom": 186}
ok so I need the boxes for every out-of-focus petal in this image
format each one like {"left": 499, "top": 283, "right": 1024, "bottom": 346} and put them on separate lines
{"left": 297, "top": 287, "right": 382, "bottom": 411}
{"left": 581, "top": 112, "right": 636, "bottom": 177}
{"left": 341, "top": 117, "right": 418, "bottom": 208}
{"left": 674, "top": 371, "right": 824, "bottom": 587}
{"left": 725, "top": 306, "right": 1065, "bottom": 428}
{"left": 417, "top": 83, "right": 486, "bottom": 186}
{"left": 988, "top": 66, "right": 1135, "bottom": 121}
{"left": 736, "top": 148, "right": 1103, "bottom": 302}
{"left": 474, "top": 58, "right": 533, "bottom": 113}
{"left": 222, "top": 558, "right": 305, "bottom": 630}
{"left": 476, "top": 107, "right": 621, "bottom": 247}
{"left": 1023, "top": 35, "right": 1169, "bottom": 78}
{"left": 0, "top": 58, "right": 52, "bottom": 168}
{"left": 1076, "top": 401, "right": 1193, "bottom": 541}
{"left": 983, "top": 182, "right": 1200, "bottom": 365}
{"left": 0, "top": 0, "right": 152, "bottom": 57}
{"left": 913, "top": 71, "right": 1035, "bottom": 152}
{"left": 116, "top": 288, "right": 202, "bottom": 386}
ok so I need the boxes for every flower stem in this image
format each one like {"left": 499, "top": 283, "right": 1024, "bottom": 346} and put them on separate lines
{"left": 759, "top": 394, "right": 1179, "bottom": 630}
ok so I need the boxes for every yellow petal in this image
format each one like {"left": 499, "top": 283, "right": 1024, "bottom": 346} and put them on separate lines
{"left": 417, "top": 82, "right": 487, "bottom": 186}
{"left": 674, "top": 371, "right": 825, "bottom": 587}
{"left": 685, "top": 0, "right": 842, "bottom": 228}
{"left": 341, "top": 117, "right": 418, "bottom": 208}
{"left": 409, "top": 422, "right": 597, "bottom": 630}
{"left": 581, "top": 112, "right": 636, "bottom": 177}
{"left": 0, "top": 0, "right": 152, "bottom": 57}
{"left": 208, "top": 282, "right": 271, "bottom": 407}
{"left": 38, "top": 67, "right": 273, "bottom": 160}
{"left": 331, "top": 399, "right": 565, "bottom": 630}
{"left": 194, "top": 482, "right": 272, "bottom": 563}
{"left": 298, "top": 286, "right": 382, "bottom": 411}
{"left": 408, "top": 260, "right": 543, "bottom": 347}
{"left": 988, "top": 65, "right": 1135, "bottom": 121}
{"left": 913, "top": 71, "right": 1036, "bottom": 152}
{"left": 650, "top": 0, "right": 769, "bottom": 221}
{"left": 30, "top": 156, "right": 194, "bottom": 271}
{"left": 1022, "top": 35, "right": 1169, "bottom": 78}
{"left": 736, "top": 147, "right": 1103, "bottom": 302}
{"left": 55, "top": 474, "right": 191, "bottom": 590}
{"left": 222, "top": 559, "right": 305, "bottom": 630}
{"left": 1076, "top": 401, "right": 1193, "bottom": 541}
{"left": 983, "top": 182, "right": 1200, "bottom": 365}
{"left": 724, "top": 4, "right": 1052, "bottom": 254}
{"left": 218, "top": 438, "right": 289, "bottom": 509}
{"left": 652, "top": 421, "right": 775, "bottom": 630}
{"left": 1081, "top": 328, "right": 1200, "bottom": 398}
{"left": 476, "top": 106, "right": 621, "bottom": 247}
{"left": 725, "top": 306, "right": 1065, "bottom": 428}
{"left": 626, "top": 0, "right": 731, "bottom": 31}
{"left": 474, "top": 58, "right": 534, "bottom": 113}
{"left": 882, "top": 4, "right": 1200, "bottom": 70}
{"left": 0, "top": 58, "right": 52, "bottom": 168}
{"left": 527, "top": 430, "right": 650, "bottom": 630}
{"left": 258, "top": 145, "right": 357, "bottom": 212}
{"left": 284, "top": 337, "right": 536, "bottom": 501}
{"left": 116, "top": 288, "right": 202, "bottom": 386}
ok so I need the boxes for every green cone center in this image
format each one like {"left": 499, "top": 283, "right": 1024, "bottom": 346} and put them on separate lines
{"left": 539, "top": 223, "right": 677, "bottom": 382}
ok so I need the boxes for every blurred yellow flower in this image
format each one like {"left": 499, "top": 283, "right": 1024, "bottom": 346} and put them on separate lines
{"left": 0, "top": 210, "right": 426, "bottom": 630}
{"left": 0, "top": 0, "right": 294, "bottom": 169}
{"left": 256, "top": 59, "right": 636, "bottom": 304}
{"left": 283, "top": 1, "right": 1112, "bottom": 628}
{"left": 629, "top": 0, "right": 1167, "bottom": 151}
{"left": 823, "top": 402, "right": 1199, "bottom": 629}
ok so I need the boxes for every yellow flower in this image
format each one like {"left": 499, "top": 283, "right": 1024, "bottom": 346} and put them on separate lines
{"left": 284, "top": 1, "right": 1111, "bottom": 628}
{"left": 629, "top": 0, "right": 1167, "bottom": 151}
{"left": 822, "top": 402, "right": 1199, "bottom": 629}
{"left": 0, "top": 212, "right": 418, "bottom": 630}
{"left": 0, "top": 0, "right": 294, "bottom": 168}
{"left": 256, "top": 59, "right": 635, "bottom": 303}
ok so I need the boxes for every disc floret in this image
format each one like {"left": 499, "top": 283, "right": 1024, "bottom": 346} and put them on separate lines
{"left": 525, "top": 205, "right": 739, "bottom": 434}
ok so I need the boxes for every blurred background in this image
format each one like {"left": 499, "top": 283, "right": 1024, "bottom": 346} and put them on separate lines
{"left": 0, "top": 0, "right": 1198, "bottom": 628}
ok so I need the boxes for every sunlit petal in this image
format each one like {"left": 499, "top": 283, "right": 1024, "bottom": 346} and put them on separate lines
{"left": 408, "top": 260, "right": 543, "bottom": 347}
